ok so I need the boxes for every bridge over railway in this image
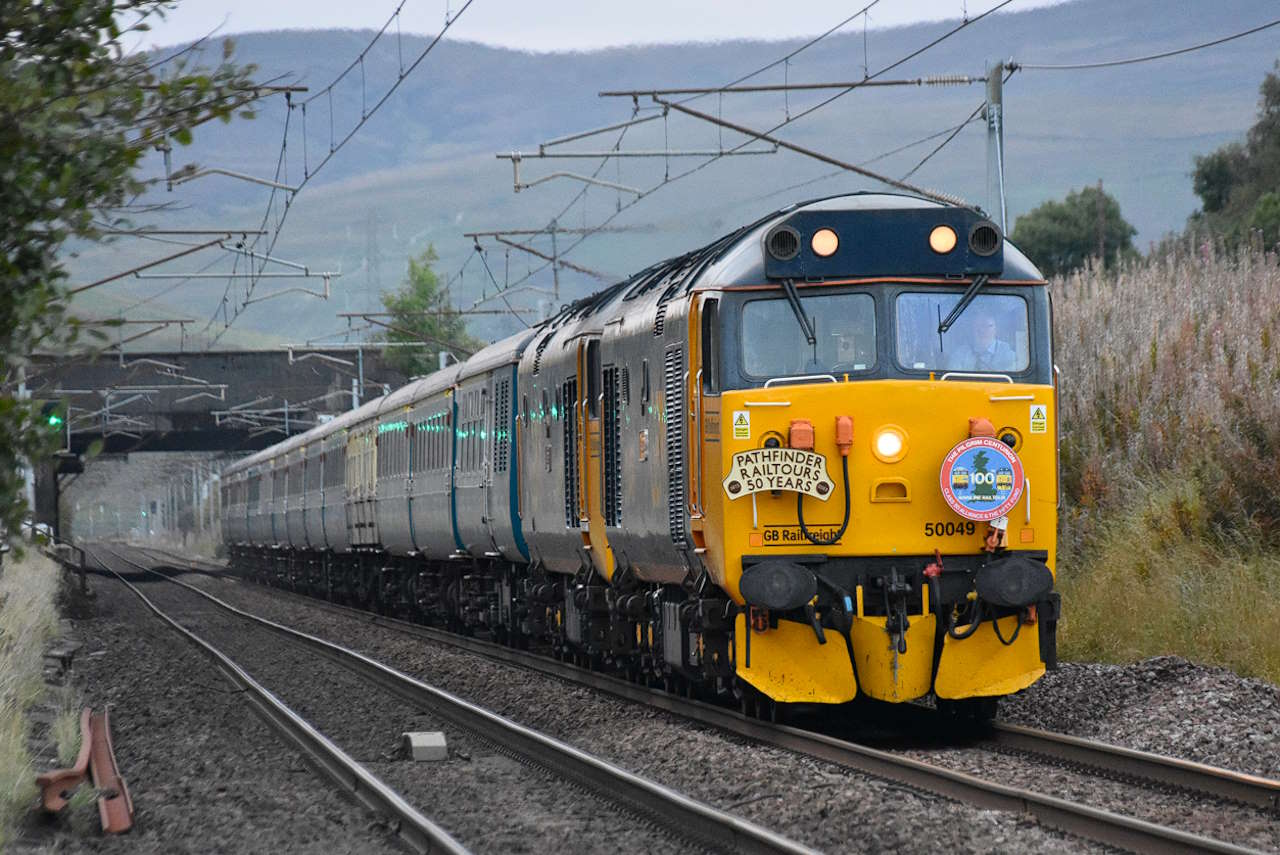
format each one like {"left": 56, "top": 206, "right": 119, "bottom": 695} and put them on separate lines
{"left": 25, "top": 347, "right": 408, "bottom": 454}
{"left": 23, "top": 347, "right": 408, "bottom": 536}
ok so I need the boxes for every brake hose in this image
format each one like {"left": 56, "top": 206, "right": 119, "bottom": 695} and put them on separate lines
{"left": 798, "top": 455, "right": 851, "bottom": 546}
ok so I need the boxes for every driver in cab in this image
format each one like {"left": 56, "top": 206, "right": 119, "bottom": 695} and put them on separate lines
{"left": 960, "top": 312, "right": 1016, "bottom": 372}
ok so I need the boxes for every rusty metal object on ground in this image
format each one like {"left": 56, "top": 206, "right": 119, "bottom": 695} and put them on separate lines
{"left": 89, "top": 708, "right": 135, "bottom": 834}
{"left": 35, "top": 708, "right": 93, "bottom": 812}
{"left": 36, "top": 706, "right": 135, "bottom": 834}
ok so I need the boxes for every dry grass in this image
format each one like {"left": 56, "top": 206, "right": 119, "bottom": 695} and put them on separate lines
{"left": 50, "top": 687, "right": 83, "bottom": 768}
{"left": 1052, "top": 243, "right": 1280, "bottom": 683}
{"left": 0, "top": 548, "right": 63, "bottom": 850}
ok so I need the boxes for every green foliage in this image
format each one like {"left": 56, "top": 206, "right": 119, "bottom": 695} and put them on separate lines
{"left": 1247, "top": 191, "right": 1280, "bottom": 246}
{"left": 379, "top": 247, "right": 482, "bottom": 378}
{"left": 1192, "top": 144, "right": 1246, "bottom": 214}
{"left": 1010, "top": 184, "right": 1137, "bottom": 277}
{"left": 0, "top": 1, "right": 257, "bottom": 543}
{"left": 1189, "top": 60, "right": 1280, "bottom": 243}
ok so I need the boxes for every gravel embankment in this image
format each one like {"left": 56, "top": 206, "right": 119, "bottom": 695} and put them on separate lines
{"left": 999, "top": 658, "right": 1280, "bottom": 779}
{"left": 124, "top": 572, "right": 698, "bottom": 855}
{"left": 902, "top": 744, "right": 1280, "bottom": 852}
{"left": 16, "top": 566, "right": 405, "bottom": 855}
{"left": 169, "top": 565, "right": 1107, "bottom": 855}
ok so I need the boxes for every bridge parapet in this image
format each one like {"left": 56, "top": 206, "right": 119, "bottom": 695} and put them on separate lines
{"left": 27, "top": 348, "right": 407, "bottom": 453}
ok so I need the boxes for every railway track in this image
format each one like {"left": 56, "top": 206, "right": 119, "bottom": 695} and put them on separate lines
{"left": 83, "top": 544, "right": 466, "bottom": 855}
{"left": 128, "top": 542, "right": 1280, "bottom": 855}
{"left": 89, "top": 543, "right": 818, "bottom": 855}
{"left": 85, "top": 545, "right": 469, "bottom": 854}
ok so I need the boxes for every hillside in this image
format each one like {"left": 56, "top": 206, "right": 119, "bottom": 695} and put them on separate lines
{"left": 64, "top": 0, "right": 1279, "bottom": 348}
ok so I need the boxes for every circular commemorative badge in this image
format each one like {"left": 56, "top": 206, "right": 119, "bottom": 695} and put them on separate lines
{"left": 939, "top": 436, "right": 1025, "bottom": 522}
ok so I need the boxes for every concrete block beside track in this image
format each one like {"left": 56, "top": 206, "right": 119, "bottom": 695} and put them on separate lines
{"left": 403, "top": 731, "right": 448, "bottom": 762}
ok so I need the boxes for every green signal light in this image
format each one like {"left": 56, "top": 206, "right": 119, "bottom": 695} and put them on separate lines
{"left": 47, "top": 414, "right": 63, "bottom": 428}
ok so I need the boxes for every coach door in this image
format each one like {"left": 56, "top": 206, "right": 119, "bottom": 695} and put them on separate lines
{"left": 688, "top": 294, "right": 720, "bottom": 561}
{"left": 578, "top": 337, "right": 615, "bottom": 580}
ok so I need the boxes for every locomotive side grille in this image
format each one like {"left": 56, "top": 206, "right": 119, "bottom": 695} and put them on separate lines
{"left": 562, "top": 377, "right": 579, "bottom": 528}
{"left": 653, "top": 302, "right": 667, "bottom": 337}
{"left": 493, "top": 377, "right": 510, "bottom": 473}
{"left": 664, "top": 346, "right": 687, "bottom": 548}
{"left": 602, "top": 365, "right": 622, "bottom": 527}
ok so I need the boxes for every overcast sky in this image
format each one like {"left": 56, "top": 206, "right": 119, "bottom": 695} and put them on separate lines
{"left": 137, "top": 0, "right": 1072, "bottom": 53}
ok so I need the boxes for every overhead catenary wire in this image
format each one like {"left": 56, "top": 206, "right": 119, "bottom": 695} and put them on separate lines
{"left": 472, "top": 1, "right": 1018, "bottom": 311}
{"left": 475, "top": 246, "right": 531, "bottom": 329}
{"left": 1014, "top": 17, "right": 1280, "bottom": 70}
{"left": 205, "top": 0, "right": 476, "bottom": 347}
{"left": 899, "top": 65, "right": 1016, "bottom": 182}
{"left": 736, "top": 112, "right": 989, "bottom": 207}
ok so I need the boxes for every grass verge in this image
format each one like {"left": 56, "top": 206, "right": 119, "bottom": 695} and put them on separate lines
{"left": 1058, "top": 476, "right": 1280, "bottom": 683}
{"left": 0, "top": 548, "right": 64, "bottom": 850}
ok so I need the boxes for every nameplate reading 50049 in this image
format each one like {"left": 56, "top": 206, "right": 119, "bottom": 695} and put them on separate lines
{"left": 722, "top": 448, "right": 834, "bottom": 500}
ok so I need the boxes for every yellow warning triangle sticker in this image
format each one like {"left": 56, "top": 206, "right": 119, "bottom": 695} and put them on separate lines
{"left": 734, "top": 413, "right": 748, "bottom": 426}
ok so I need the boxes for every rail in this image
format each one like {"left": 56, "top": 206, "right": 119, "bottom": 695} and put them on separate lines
{"left": 96, "top": 543, "right": 818, "bottom": 855}
{"left": 84, "top": 544, "right": 469, "bottom": 855}
{"left": 133, "top": 544, "right": 1280, "bottom": 853}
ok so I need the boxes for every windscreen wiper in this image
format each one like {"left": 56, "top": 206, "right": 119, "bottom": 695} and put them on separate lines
{"left": 937, "top": 274, "right": 989, "bottom": 334}
{"left": 781, "top": 278, "right": 816, "bottom": 346}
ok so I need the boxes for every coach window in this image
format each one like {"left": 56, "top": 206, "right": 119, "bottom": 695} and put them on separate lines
{"left": 701, "top": 298, "right": 720, "bottom": 394}
{"left": 586, "top": 339, "right": 601, "bottom": 419}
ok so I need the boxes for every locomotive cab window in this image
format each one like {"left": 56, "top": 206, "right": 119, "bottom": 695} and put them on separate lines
{"left": 701, "top": 298, "right": 720, "bottom": 394}
{"left": 895, "top": 292, "right": 1029, "bottom": 374}
{"left": 741, "top": 290, "right": 875, "bottom": 380}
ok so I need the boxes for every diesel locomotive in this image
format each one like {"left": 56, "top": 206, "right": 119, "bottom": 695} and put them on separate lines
{"left": 221, "top": 192, "right": 1061, "bottom": 720}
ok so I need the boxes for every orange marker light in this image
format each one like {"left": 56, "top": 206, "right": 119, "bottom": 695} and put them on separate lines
{"left": 811, "top": 228, "right": 839, "bottom": 257}
{"left": 929, "top": 225, "right": 958, "bottom": 254}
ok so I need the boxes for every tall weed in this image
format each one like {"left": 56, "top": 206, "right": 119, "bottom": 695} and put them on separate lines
{"left": 1053, "top": 244, "right": 1280, "bottom": 682}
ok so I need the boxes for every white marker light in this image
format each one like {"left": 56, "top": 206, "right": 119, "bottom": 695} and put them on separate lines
{"left": 872, "top": 426, "right": 907, "bottom": 462}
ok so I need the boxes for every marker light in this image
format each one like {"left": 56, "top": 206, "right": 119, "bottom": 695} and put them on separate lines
{"left": 929, "top": 225, "right": 958, "bottom": 254}
{"left": 811, "top": 228, "right": 839, "bottom": 257}
{"left": 872, "top": 426, "right": 907, "bottom": 463}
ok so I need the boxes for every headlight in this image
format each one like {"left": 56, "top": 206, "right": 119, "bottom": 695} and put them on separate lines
{"left": 872, "top": 426, "right": 907, "bottom": 463}
{"left": 811, "top": 228, "right": 839, "bottom": 257}
{"left": 929, "top": 224, "right": 957, "bottom": 254}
